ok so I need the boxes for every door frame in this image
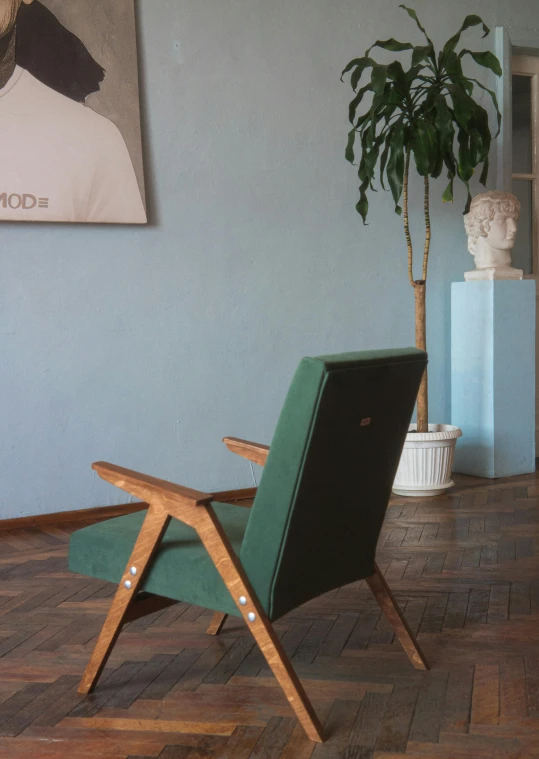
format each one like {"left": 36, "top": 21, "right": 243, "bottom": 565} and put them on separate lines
{"left": 495, "top": 28, "right": 539, "bottom": 449}
{"left": 511, "top": 54, "right": 539, "bottom": 278}
{"left": 495, "top": 27, "right": 539, "bottom": 188}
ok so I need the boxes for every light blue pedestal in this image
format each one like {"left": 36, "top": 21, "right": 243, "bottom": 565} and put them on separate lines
{"left": 451, "top": 280, "right": 536, "bottom": 478}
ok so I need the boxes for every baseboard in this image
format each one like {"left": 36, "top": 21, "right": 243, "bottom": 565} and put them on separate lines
{"left": 0, "top": 486, "right": 258, "bottom": 532}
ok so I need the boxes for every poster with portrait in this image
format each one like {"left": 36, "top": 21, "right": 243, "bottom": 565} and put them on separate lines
{"left": 0, "top": 0, "right": 146, "bottom": 224}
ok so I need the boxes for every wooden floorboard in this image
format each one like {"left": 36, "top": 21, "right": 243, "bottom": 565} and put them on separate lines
{"left": 1, "top": 473, "right": 539, "bottom": 756}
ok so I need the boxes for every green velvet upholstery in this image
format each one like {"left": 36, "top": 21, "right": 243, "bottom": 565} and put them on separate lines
{"left": 240, "top": 348, "right": 427, "bottom": 620}
{"left": 68, "top": 502, "right": 250, "bottom": 617}
{"left": 68, "top": 347, "right": 427, "bottom": 623}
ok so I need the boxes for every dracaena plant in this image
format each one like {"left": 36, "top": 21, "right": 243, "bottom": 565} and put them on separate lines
{"left": 342, "top": 6, "right": 501, "bottom": 433}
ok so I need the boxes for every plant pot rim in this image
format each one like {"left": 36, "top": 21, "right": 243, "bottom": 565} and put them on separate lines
{"left": 406, "top": 423, "right": 462, "bottom": 442}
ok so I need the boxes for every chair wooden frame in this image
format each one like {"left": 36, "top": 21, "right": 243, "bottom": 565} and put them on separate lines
{"left": 78, "top": 436, "right": 428, "bottom": 743}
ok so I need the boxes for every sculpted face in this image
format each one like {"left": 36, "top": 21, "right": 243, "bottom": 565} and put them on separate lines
{"left": 463, "top": 192, "right": 523, "bottom": 280}
{"left": 486, "top": 212, "right": 518, "bottom": 251}
{"left": 0, "top": 0, "right": 33, "bottom": 37}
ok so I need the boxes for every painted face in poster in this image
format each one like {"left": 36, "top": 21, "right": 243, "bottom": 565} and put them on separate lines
{"left": 0, "top": 0, "right": 147, "bottom": 224}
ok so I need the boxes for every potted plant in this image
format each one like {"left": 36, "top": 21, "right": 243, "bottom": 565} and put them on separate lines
{"left": 342, "top": 6, "right": 501, "bottom": 496}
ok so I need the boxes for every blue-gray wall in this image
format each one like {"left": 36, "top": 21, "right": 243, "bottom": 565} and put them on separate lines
{"left": 2, "top": 0, "right": 538, "bottom": 518}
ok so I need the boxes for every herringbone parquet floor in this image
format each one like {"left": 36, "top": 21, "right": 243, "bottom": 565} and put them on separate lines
{"left": 1, "top": 472, "right": 539, "bottom": 758}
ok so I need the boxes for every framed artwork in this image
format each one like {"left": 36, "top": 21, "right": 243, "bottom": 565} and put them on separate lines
{"left": 0, "top": 0, "right": 147, "bottom": 224}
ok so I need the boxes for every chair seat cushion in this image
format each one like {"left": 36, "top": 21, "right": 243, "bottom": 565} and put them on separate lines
{"left": 68, "top": 502, "right": 250, "bottom": 617}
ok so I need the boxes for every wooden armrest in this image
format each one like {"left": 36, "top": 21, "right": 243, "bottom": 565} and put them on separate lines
{"left": 212, "top": 486, "right": 258, "bottom": 505}
{"left": 223, "top": 437, "right": 269, "bottom": 466}
{"left": 92, "top": 462, "right": 213, "bottom": 508}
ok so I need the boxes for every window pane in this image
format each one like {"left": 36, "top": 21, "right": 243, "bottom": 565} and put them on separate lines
{"left": 512, "top": 75, "right": 533, "bottom": 174}
{"left": 512, "top": 178, "right": 534, "bottom": 275}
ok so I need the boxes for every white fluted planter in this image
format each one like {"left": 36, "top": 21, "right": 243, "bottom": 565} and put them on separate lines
{"left": 393, "top": 424, "right": 462, "bottom": 497}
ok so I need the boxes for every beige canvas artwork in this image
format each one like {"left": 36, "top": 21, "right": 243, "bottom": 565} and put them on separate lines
{"left": 0, "top": 0, "right": 146, "bottom": 224}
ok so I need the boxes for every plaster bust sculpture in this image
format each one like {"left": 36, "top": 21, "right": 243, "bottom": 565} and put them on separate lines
{"left": 463, "top": 191, "right": 523, "bottom": 281}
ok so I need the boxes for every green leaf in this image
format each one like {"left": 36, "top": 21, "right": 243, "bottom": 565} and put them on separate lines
{"left": 348, "top": 83, "right": 372, "bottom": 124}
{"left": 406, "top": 64, "right": 427, "bottom": 84}
{"left": 411, "top": 119, "right": 438, "bottom": 175}
{"left": 443, "top": 152, "right": 457, "bottom": 177}
{"left": 345, "top": 128, "right": 356, "bottom": 164}
{"left": 441, "top": 15, "right": 490, "bottom": 64}
{"left": 434, "top": 95, "right": 455, "bottom": 152}
{"left": 479, "top": 155, "right": 489, "bottom": 186}
{"left": 444, "top": 52, "right": 473, "bottom": 94}
{"left": 431, "top": 151, "right": 444, "bottom": 179}
{"left": 358, "top": 131, "right": 385, "bottom": 191}
{"left": 473, "top": 104, "right": 491, "bottom": 161}
{"left": 363, "top": 101, "right": 389, "bottom": 144}
{"left": 363, "top": 123, "right": 374, "bottom": 150}
{"left": 386, "top": 61, "right": 408, "bottom": 92}
{"left": 367, "top": 72, "right": 391, "bottom": 142}
{"left": 366, "top": 38, "right": 414, "bottom": 56}
{"left": 403, "top": 123, "right": 413, "bottom": 146}
{"left": 341, "top": 57, "right": 366, "bottom": 81}
{"left": 457, "top": 128, "right": 474, "bottom": 181}
{"left": 355, "top": 111, "right": 371, "bottom": 131}
{"left": 386, "top": 122, "right": 405, "bottom": 210}
{"left": 468, "top": 127, "right": 481, "bottom": 166}
{"left": 442, "top": 176, "right": 454, "bottom": 202}
{"left": 463, "top": 184, "right": 472, "bottom": 213}
{"left": 371, "top": 65, "right": 388, "bottom": 96}
{"left": 412, "top": 44, "right": 435, "bottom": 67}
{"left": 356, "top": 178, "right": 370, "bottom": 223}
{"left": 341, "top": 57, "right": 376, "bottom": 89}
{"left": 446, "top": 84, "right": 475, "bottom": 130}
{"left": 379, "top": 129, "right": 394, "bottom": 190}
{"left": 356, "top": 198, "right": 368, "bottom": 222}
{"left": 459, "top": 49, "right": 502, "bottom": 77}
{"left": 352, "top": 58, "right": 378, "bottom": 91}
{"left": 469, "top": 77, "right": 501, "bottom": 137}
{"left": 399, "top": 6, "right": 434, "bottom": 46}
{"left": 382, "top": 102, "right": 399, "bottom": 124}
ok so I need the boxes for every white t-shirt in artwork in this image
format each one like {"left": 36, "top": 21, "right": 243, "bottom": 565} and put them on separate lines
{"left": 0, "top": 66, "right": 146, "bottom": 223}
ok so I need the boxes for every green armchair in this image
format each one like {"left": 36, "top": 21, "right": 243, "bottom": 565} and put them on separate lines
{"left": 69, "top": 347, "right": 428, "bottom": 742}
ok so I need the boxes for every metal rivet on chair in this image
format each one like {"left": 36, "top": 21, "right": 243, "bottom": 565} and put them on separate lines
{"left": 124, "top": 580, "right": 132, "bottom": 590}
{"left": 239, "top": 595, "right": 247, "bottom": 606}
{"left": 130, "top": 567, "right": 137, "bottom": 576}
{"left": 247, "top": 612, "right": 256, "bottom": 622}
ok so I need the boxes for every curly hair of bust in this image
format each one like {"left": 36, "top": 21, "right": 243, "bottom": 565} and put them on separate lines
{"left": 464, "top": 192, "right": 521, "bottom": 254}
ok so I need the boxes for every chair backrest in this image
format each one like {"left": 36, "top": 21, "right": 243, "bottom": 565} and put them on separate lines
{"left": 240, "top": 347, "right": 427, "bottom": 621}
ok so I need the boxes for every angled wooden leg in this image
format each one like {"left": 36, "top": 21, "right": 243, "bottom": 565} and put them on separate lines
{"left": 78, "top": 505, "right": 171, "bottom": 694}
{"left": 366, "top": 563, "right": 429, "bottom": 671}
{"left": 207, "top": 612, "right": 228, "bottom": 635}
{"left": 197, "top": 507, "right": 325, "bottom": 742}
{"left": 246, "top": 603, "right": 325, "bottom": 741}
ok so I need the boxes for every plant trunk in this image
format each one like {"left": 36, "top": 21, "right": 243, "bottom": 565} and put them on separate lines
{"left": 403, "top": 155, "right": 430, "bottom": 434}
{"left": 414, "top": 281, "right": 428, "bottom": 433}
{"left": 416, "top": 174, "right": 431, "bottom": 434}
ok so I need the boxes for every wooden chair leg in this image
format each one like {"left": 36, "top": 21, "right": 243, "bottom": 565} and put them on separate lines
{"left": 206, "top": 612, "right": 228, "bottom": 635}
{"left": 197, "top": 507, "right": 325, "bottom": 742}
{"left": 247, "top": 606, "right": 325, "bottom": 741}
{"left": 366, "top": 563, "right": 429, "bottom": 671}
{"left": 78, "top": 505, "right": 171, "bottom": 694}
